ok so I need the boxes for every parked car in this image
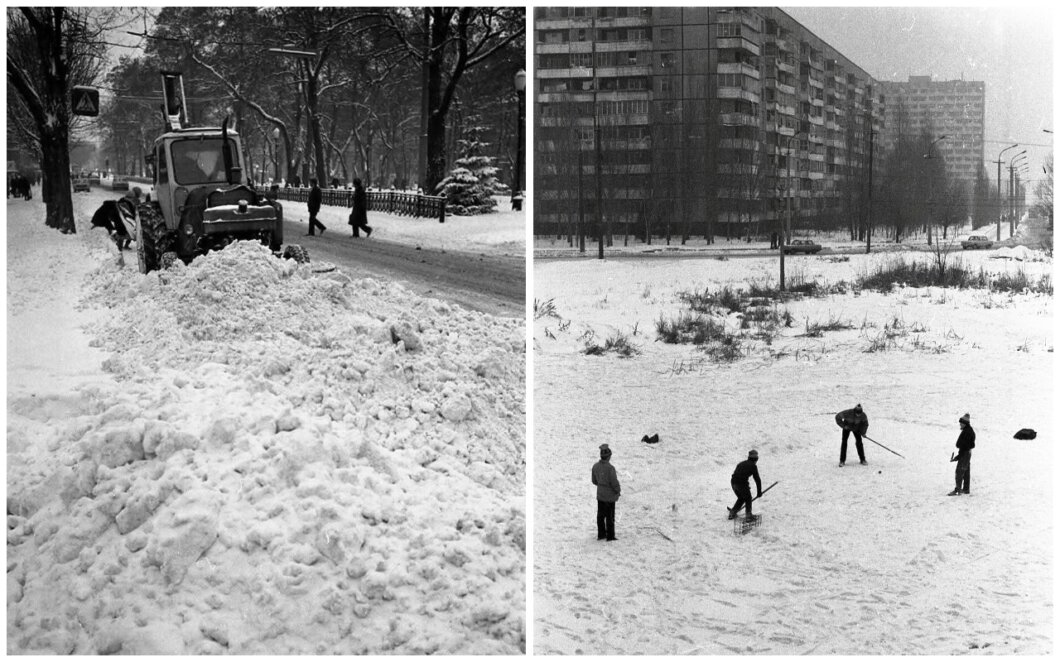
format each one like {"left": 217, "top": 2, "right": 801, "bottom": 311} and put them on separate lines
{"left": 961, "top": 234, "right": 993, "bottom": 250}
{"left": 782, "top": 238, "right": 823, "bottom": 254}
{"left": 72, "top": 178, "right": 91, "bottom": 193}
{"left": 110, "top": 176, "right": 129, "bottom": 191}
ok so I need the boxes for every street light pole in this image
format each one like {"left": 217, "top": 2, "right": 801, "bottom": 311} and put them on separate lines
{"left": 1010, "top": 153, "right": 1028, "bottom": 236}
{"left": 511, "top": 69, "right": 526, "bottom": 211}
{"left": 866, "top": 122, "right": 875, "bottom": 254}
{"left": 994, "top": 144, "right": 1019, "bottom": 241}
{"left": 922, "top": 134, "right": 949, "bottom": 247}
{"left": 779, "top": 130, "right": 801, "bottom": 291}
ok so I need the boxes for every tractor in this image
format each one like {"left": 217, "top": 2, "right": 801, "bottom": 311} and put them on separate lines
{"left": 118, "top": 72, "right": 306, "bottom": 273}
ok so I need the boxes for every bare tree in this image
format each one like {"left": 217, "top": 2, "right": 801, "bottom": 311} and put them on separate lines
{"left": 7, "top": 8, "right": 110, "bottom": 232}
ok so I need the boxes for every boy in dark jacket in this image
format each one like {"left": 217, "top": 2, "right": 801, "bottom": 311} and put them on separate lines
{"left": 835, "top": 404, "right": 869, "bottom": 466}
{"left": 949, "top": 413, "right": 976, "bottom": 495}
{"left": 591, "top": 444, "right": 621, "bottom": 541}
{"left": 728, "top": 450, "right": 762, "bottom": 520}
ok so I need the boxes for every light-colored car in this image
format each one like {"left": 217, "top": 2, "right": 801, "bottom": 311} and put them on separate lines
{"left": 782, "top": 238, "right": 823, "bottom": 254}
{"left": 72, "top": 178, "right": 91, "bottom": 193}
{"left": 110, "top": 176, "right": 130, "bottom": 191}
{"left": 961, "top": 234, "right": 993, "bottom": 250}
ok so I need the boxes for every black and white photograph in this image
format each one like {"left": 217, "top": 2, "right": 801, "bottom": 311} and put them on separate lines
{"left": 533, "top": 5, "right": 1053, "bottom": 655}
{"left": 6, "top": 6, "right": 525, "bottom": 654}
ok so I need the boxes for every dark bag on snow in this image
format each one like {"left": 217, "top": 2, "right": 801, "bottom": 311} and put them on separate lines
{"left": 1013, "top": 428, "right": 1037, "bottom": 440}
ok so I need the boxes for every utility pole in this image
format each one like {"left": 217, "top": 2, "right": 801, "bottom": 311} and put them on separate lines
{"left": 592, "top": 11, "right": 603, "bottom": 260}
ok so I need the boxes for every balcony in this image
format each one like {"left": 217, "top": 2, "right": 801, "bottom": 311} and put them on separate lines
{"left": 718, "top": 87, "right": 760, "bottom": 104}
{"left": 717, "top": 62, "right": 760, "bottom": 79}
{"left": 716, "top": 37, "right": 761, "bottom": 56}
{"left": 595, "top": 39, "right": 651, "bottom": 52}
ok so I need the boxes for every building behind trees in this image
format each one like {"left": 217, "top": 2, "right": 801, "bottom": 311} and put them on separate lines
{"left": 533, "top": 7, "right": 985, "bottom": 244}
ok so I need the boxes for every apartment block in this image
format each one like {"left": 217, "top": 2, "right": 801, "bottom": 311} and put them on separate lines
{"left": 534, "top": 7, "right": 885, "bottom": 239}
{"left": 879, "top": 75, "right": 986, "bottom": 186}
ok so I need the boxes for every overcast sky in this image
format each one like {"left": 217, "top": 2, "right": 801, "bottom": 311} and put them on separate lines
{"left": 784, "top": 4, "right": 1054, "bottom": 187}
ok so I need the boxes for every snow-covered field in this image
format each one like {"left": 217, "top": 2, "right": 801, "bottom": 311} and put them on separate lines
{"left": 6, "top": 192, "right": 525, "bottom": 654}
{"left": 533, "top": 233, "right": 1053, "bottom": 654}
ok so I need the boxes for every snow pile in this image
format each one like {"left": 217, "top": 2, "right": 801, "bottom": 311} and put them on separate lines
{"left": 8, "top": 202, "right": 525, "bottom": 654}
{"left": 534, "top": 248, "right": 1052, "bottom": 655}
{"left": 995, "top": 245, "right": 1051, "bottom": 262}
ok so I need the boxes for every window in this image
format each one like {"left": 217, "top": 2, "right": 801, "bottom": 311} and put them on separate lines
{"left": 171, "top": 139, "right": 226, "bottom": 185}
{"left": 571, "top": 52, "right": 593, "bottom": 68}
{"left": 628, "top": 51, "right": 639, "bottom": 65}
{"left": 660, "top": 28, "right": 674, "bottom": 44}
{"left": 660, "top": 52, "right": 675, "bottom": 68}
{"left": 717, "top": 22, "right": 742, "bottom": 38}
{"left": 156, "top": 145, "right": 168, "bottom": 184}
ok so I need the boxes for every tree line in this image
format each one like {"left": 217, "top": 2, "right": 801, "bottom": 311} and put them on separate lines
{"left": 6, "top": 7, "right": 524, "bottom": 235}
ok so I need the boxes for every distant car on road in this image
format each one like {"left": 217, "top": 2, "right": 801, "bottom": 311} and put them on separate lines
{"left": 72, "top": 178, "right": 91, "bottom": 193}
{"left": 961, "top": 234, "right": 993, "bottom": 250}
{"left": 782, "top": 238, "right": 823, "bottom": 254}
{"left": 110, "top": 176, "right": 129, "bottom": 191}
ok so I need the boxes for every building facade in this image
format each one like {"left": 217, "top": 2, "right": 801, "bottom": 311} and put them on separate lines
{"left": 879, "top": 75, "right": 986, "bottom": 187}
{"left": 534, "top": 7, "right": 886, "bottom": 240}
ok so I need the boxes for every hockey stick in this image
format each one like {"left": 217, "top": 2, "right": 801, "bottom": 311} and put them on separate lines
{"left": 752, "top": 481, "right": 779, "bottom": 502}
{"left": 862, "top": 434, "right": 905, "bottom": 458}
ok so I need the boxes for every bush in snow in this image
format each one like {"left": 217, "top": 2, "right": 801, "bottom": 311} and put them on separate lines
{"left": 436, "top": 119, "right": 503, "bottom": 215}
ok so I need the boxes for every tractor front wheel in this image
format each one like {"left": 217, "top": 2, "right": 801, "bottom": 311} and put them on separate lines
{"left": 135, "top": 203, "right": 169, "bottom": 274}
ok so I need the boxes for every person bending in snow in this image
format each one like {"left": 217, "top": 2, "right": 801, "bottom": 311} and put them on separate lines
{"left": 835, "top": 403, "right": 869, "bottom": 466}
{"left": 591, "top": 444, "right": 621, "bottom": 541}
{"left": 728, "top": 450, "right": 762, "bottom": 521}
{"left": 949, "top": 413, "right": 976, "bottom": 496}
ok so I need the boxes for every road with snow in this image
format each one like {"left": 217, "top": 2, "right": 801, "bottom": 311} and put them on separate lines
{"left": 77, "top": 186, "right": 525, "bottom": 317}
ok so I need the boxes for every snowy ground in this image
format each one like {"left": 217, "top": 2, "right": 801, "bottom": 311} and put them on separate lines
{"left": 533, "top": 224, "right": 1053, "bottom": 655}
{"left": 6, "top": 191, "right": 525, "bottom": 654}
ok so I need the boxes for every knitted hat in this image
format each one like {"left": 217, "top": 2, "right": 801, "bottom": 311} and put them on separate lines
{"left": 748, "top": 449, "right": 759, "bottom": 460}
{"left": 959, "top": 413, "right": 970, "bottom": 424}
{"left": 854, "top": 404, "right": 863, "bottom": 412}
{"left": 599, "top": 444, "right": 612, "bottom": 458}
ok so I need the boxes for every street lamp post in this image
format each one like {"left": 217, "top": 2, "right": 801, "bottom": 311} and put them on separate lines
{"left": 922, "top": 134, "right": 949, "bottom": 246}
{"left": 1010, "top": 153, "right": 1028, "bottom": 235}
{"left": 779, "top": 130, "right": 801, "bottom": 291}
{"left": 512, "top": 69, "right": 526, "bottom": 211}
{"left": 994, "top": 144, "right": 1019, "bottom": 241}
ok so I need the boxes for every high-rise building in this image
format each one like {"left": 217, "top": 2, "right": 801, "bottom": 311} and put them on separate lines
{"left": 534, "top": 7, "right": 885, "bottom": 240}
{"left": 879, "top": 75, "right": 986, "bottom": 187}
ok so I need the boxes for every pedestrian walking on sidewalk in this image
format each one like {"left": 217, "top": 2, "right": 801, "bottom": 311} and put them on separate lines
{"left": 728, "top": 450, "right": 763, "bottom": 520}
{"left": 306, "top": 178, "right": 325, "bottom": 236}
{"left": 949, "top": 413, "right": 976, "bottom": 496}
{"left": 348, "top": 178, "right": 372, "bottom": 238}
{"left": 835, "top": 403, "right": 869, "bottom": 466}
{"left": 591, "top": 444, "right": 621, "bottom": 541}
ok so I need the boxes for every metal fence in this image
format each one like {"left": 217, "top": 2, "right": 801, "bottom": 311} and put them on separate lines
{"left": 269, "top": 187, "right": 446, "bottom": 223}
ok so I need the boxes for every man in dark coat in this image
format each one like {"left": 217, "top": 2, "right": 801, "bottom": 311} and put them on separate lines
{"left": 305, "top": 178, "right": 325, "bottom": 236}
{"left": 591, "top": 444, "right": 621, "bottom": 541}
{"left": 348, "top": 178, "right": 372, "bottom": 237}
{"left": 728, "top": 449, "right": 763, "bottom": 520}
{"left": 949, "top": 413, "right": 976, "bottom": 495}
{"left": 835, "top": 403, "right": 869, "bottom": 466}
